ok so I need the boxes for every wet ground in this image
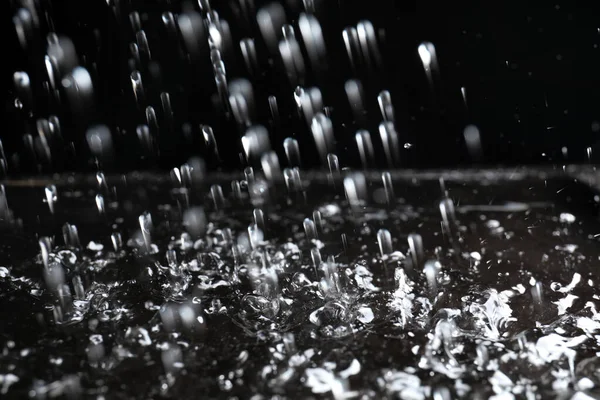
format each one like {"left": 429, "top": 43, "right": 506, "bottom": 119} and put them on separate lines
{"left": 0, "top": 169, "right": 599, "bottom": 399}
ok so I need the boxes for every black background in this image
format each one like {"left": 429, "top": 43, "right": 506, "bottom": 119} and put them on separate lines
{"left": 5, "top": 0, "right": 600, "bottom": 174}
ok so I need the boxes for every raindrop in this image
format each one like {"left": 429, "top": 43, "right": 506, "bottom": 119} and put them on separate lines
{"left": 257, "top": 3, "right": 286, "bottom": 55}
{"left": 344, "top": 172, "right": 367, "bottom": 209}
{"left": 261, "top": 151, "right": 283, "bottom": 182}
{"left": 95, "top": 194, "right": 105, "bottom": 215}
{"left": 463, "top": 124, "right": 483, "bottom": 162}
{"left": 311, "top": 113, "right": 335, "bottom": 165}
{"left": 407, "top": 233, "right": 423, "bottom": 270}
{"left": 345, "top": 80, "right": 366, "bottom": 124}
{"left": 304, "top": 218, "right": 317, "bottom": 241}
{"left": 355, "top": 130, "right": 375, "bottom": 169}
{"left": 240, "top": 38, "right": 259, "bottom": 77}
{"left": 44, "top": 185, "right": 58, "bottom": 214}
{"left": 378, "top": 122, "right": 401, "bottom": 167}
{"left": 86, "top": 125, "right": 114, "bottom": 166}
{"left": 211, "top": 184, "right": 225, "bottom": 210}
{"left": 298, "top": 13, "right": 327, "bottom": 73}
{"left": 377, "top": 229, "right": 393, "bottom": 257}
{"left": 381, "top": 171, "right": 395, "bottom": 205}
{"left": 377, "top": 90, "right": 395, "bottom": 123}
{"left": 139, "top": 212, "right": 153, "bottom": 252}
{"left": 62, "top": 223, "right": 80, "bottom": 248}
{"left": 284, "top": 137, "right": 301, "bottom": 167}
{"left": 279, "top": 36, "right": 306, "bottom": 86}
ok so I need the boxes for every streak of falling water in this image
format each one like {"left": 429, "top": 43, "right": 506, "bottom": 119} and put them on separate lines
{"left": 240, "top": 38, "right": 259, "bottom": 77}
{"left": 72, "top": 275, "right": 85, "bottom": 300}
{"left": 0, "top": 139, "right": 6, "bottom": 177}
{"left": 44, "top": 185, "right": 57, "bottom": 214}
{"left": 261, "top": 151, "right": 283, "bottom": 182}
{"left": 531, "top": 281, "right": 544, "bottom": 315}
{"left": 268, "top": 95, "right": 280, "bottom": 127}
{"left": 377, "top": 90, "right": 395, "bottom": 123}
{"left": 229, "top": 78, "right": 255, "bottom": 127}
{"left": 47, "top": 36, "right": 79, "bottom": 83}
{"left": 298, "top": 13, "right": 327, "bottom": 74}
{"left": 342, "top": 26, "right": 360, "bottom": 73}
{"left": 138, "top": 212, "right": 153, "bottom": 253}
{"left": 177, "top": 11, "right": 207, "bottom": 63}
{"left": 242, "top": 125, "right": 271, "bottom": 167}
{"left": 95, "top": 194, "right": 105, "bottom": 215}
{"left": 343, "top": 172, "right": 367, "bottom": 210}
{"left": 355, "top": 130, "right": 375, "bottom": 169}
{"left": 111, "top": 232, "right": 123, "bottom": 252}
{"left": 39, "top": 237, "right": 52, "bottom": 269}
{"left": 298, "top": 87, "right": 323, "bottom": 126}
{"left": 283, "top": 137, "right": 301, "bottom": 167}
{"left": 202, "top": 125, "right": 221, "bottom": 161}
{"left": 304, "top": 218, "right": 317, "bottom": 241}
{"left": 279, "top": 35, "right": 306, "bottom": 86}
{"left": 423, "top": 259, "right": 441, "bottom": 299}
{"left": 439, "top": 177, "right": 448, "bottom": 198}
{"left": 211, "top": 184, "right": 225, "bottom": 210}
{"left": 0, "top": 185, "right": 9, "bottom": 222}
{"left": 377, "top": 229, "right": 393, "bottom": 257}
{"left": 439, "top": 197, "right": 458, "bottom": 242}
{"left": 378, "top": 122, "right": 401, "bottom": 167}
{"left": 253, "top": 208, "right": 266, "bottom": 235}
{"left": 345, "top": 79, "right": 366, "bottom": 125}
{"left": 137, "top": 125, "right": 155, "bottom": 159}
{"left": 320, "top": 256, "right": 342, "bottom": 297}
{"left": 311, "top": 247, "right": 322, "bottom": 273}
{"left": 257, "top": 3, "right": 286, "bottom": 55}
{"left": 418, "top": 42, "right": 439, "bottom": 87}
{"left": 311, "top": 113, "right": 335, "bottom": 165}
{"left": 381, "top": 172, "right": 395, "bottom": 206}
{"left": 146, "top": 107, "right": 159, "bottom": 138}
{"left": 283, "top": 168, "right": 299, "bottom": 193}
{"left": 357, "top": 20, "right": 383, "bottom": 70}
{"left": 14, "top": 8, "right": 35, "bottom": 50}
{"left": 170, "top": 167, "right": 182, "bottom": 187}
{"left": 248, "top": 224, "right": 264, "bottom": 250}
{"left": 96, "top": 172, "right": 108, "bottom": 194}
{"left": 282, "top": 24, "right": 295, "bottom": 40}
{"left": 136, "top": 30, "right": 151, "bottom": 60}
{"left": 62, "top": 223, "right": 80, "bottom": 248}
{"left": 312, "top": 210, "right": 322, "bottom": 235}
{"left": 160, "top": 92, "right": 173, "bottom": 128}
{"left": 327, "top": 153, "right": 341, "bottom": 185}
{"left": 405, "top": 235, "right": 423, "bottom": 280}
{"left": 130, "top": 71, "right": 145, "bottom": 107}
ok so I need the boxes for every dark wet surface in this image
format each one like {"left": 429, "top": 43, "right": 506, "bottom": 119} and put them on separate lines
{"left": 0, "top": 171, "right": 599, "bottom": 399}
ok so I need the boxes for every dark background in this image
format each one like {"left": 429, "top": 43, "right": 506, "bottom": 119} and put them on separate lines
{"left": 5, "top": 0, "right": 600, "bottom": 174}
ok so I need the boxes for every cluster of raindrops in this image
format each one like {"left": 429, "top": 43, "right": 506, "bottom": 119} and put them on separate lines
{"left": 4, "top": 0, "right": 600, "bottom": 399}
{"left": 6, "top": 0, "right": 500, "bottom": 177}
